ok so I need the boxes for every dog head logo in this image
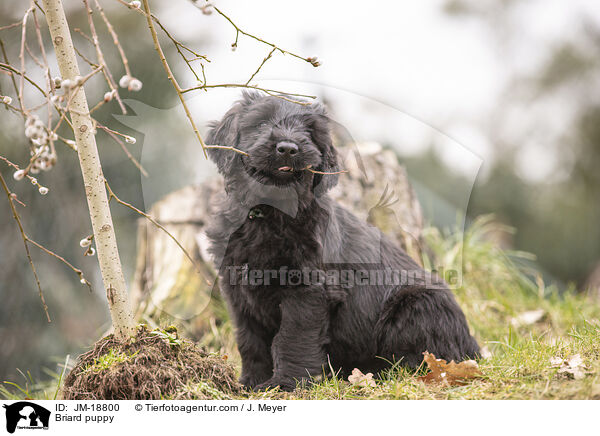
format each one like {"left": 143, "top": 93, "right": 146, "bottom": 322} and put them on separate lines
{"left": 3, "top": 402, "right": 50, "bottom": 433}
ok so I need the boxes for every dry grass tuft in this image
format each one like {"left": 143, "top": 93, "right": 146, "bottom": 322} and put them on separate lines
{"left": 61, "top": 325, "right": 241, "bottom": 400}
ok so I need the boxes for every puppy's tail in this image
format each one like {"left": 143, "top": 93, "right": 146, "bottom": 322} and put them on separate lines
{"left": 374, "top": 285, "right": 480, "bottom": 368}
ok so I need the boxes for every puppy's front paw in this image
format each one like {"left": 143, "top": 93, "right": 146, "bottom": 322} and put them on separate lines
{"left": 254, "top": 377, "right": 296, "bottom": 392}
{"left": 240, "top": 374, "right": 268, "bottom": 390}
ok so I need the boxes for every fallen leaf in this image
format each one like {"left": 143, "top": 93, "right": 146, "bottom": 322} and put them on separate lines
{"left": 417, "top": 352, "right": 481, "bottom": 386}
{"left": 566, "top": 354, "right": 583, "bottom": 368}
{"left": 550, "top": 354, "right": 587, "bottom": 380}
{"left": 510, "top": 309, "right": 546, "bottom": 327}
{"left": 348, "top": 368, "right": 376, "bottom": 387}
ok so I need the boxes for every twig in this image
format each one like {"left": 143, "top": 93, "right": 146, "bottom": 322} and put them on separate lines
{"left": 141, "top": 0, "right": 208, "bottom": 157}
{"left": 27, "top": 239, "right": 92, "bottom": 291}
{"left": 210, "top": 5, "right": 313, "bottom": 65}
{"left": 204, "top": 144, "right": 248, "bottom": 156}
{"left": 114, "top": 0, "right": 211, "bottom": 85}
{"left": 92, "top": 0, "right": 131, "bottom": 77}
{"left": 49, "top": 66, "right": 103, "bottom": 138}
{"left": 96, "top": 123, "right": 149, "bottom": 177}
{"left": 0, "top": 172, "right": 50, "bottom": 322}
{"left": 73, "top": 44, "right": 99, "bottom": 69}
{"left": 303, "top": 164, "right": 348, "bottom": 175}
{"left": 19, "top": 6, "right": 35, "bottom": 114}
{"left": 32, "top": 8, "right": 56, "bottom": 158}
{"left": 150, "top": 12, "right": 208, "bottom": 83}
{"left": 183, "top": 83, "right": 315, "bottom": 105}
{"left": 245, "top": 47, "right": 276, "bottom": 86}
{"left": 306, "top": 169, "right": 348, "bottom": 175}
{"left": 12, "top": 195, "right": 27, "bottom": 208}
{"left": 24, "top": 42, "right": 44, "bottom": 69}
{"left": 73, "top": 27, "right": 93, "bottom": 44}
{"left": 0, "top": 159, "right": 92, "bottom": 290}
{"left": 82, "top": 0, "right": 127, "bottom": 114}
{"left": 0, "top": 62, "right": 48, "bottom": 98}
{"left": 105, "top": 180, "right": 205, "bottom": 280}
{"left": 0, "top": 39, "right": 20, "bottom": 103}
{"left": 0, "top": 22, "right": 22, "bottom": 31}
{"left": 0, "top": 155, "right": 46, "bottom": 190}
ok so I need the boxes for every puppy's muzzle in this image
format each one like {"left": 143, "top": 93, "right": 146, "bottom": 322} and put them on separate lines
{"left": 276, "top": 141, "right": 299, "bottom": 157}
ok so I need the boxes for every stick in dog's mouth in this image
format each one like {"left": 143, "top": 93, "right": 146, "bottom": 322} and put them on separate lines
{"left": 278, "top": 164, "right": 348, "bottom": 175}
{"left": 302, "top": 164, "right": 348, "bottom": 175}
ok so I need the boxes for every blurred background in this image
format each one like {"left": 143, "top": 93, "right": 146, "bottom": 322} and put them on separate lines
{"left": 1, "top": 0, "right": 599, "bottom": 387}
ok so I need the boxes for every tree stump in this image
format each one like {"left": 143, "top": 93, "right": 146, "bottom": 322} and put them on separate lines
{"left": 131, "top": 142, "right": 424, "bottom": 341}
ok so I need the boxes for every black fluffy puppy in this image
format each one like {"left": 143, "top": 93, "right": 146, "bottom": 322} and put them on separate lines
{"left": 206, "top": 92, "right": 479, "bottom": 391}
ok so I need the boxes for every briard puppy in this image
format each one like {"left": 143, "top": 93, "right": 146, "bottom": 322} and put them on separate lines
{"left": 206, "top": 92, "right": 479, "bottom": 391}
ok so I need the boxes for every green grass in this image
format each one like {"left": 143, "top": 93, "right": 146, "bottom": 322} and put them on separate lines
{"left": 3, "top": 215, "right": 600, "bottom": 400}
{"left": 79, "top": 348, "right": 139, "bottom": 374}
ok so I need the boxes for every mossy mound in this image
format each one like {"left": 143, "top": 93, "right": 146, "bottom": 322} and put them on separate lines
{"left": 61, "top": 325, "right": 241, "bottom": 400}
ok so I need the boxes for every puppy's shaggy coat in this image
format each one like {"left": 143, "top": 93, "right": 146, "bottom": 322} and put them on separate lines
{"left": 206, "top": 92, "right": 479, "bottom": 391}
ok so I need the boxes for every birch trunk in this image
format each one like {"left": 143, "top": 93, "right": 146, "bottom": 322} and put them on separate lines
{"left": 42, "top": 0, "right": 135, "bottom": 339}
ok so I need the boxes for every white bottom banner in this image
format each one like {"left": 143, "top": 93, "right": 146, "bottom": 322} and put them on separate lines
{"left": 0, "top": 399, "right": 595, "bottom": 435}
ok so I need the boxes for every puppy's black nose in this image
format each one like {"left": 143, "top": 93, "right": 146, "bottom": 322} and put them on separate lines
{"left": 276, "top": 141, "right": 298, "bottom": 156}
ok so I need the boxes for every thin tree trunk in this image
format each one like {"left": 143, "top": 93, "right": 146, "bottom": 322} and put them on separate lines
{"left": 42, "top": 0, "right": 135, "bottom": 339}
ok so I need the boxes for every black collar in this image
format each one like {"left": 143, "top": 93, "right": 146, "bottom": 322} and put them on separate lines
{"left": 248, "top": 207, "right": 265, "bottom": 220}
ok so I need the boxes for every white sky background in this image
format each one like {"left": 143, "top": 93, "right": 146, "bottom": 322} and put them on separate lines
{"left": 149, "top": 0, "right": 600, "bottom": 183}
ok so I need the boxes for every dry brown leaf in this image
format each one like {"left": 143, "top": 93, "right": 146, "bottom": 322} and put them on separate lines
{"left": 550, "top": 354, "right": 586, "bottom": 380}
{"left": 348, "top": 368, "right": 376, "bottom": 387}
{"left": 417, "top": 352, "right": 482, "bottom": 386}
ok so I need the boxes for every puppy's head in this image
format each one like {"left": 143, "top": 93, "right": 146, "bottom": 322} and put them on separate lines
{"left": 207, "top": 91, "right": 339, "bottom": 195}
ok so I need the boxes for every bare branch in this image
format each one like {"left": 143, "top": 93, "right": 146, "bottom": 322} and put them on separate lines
{"left": 141, "top": 0, "right": 208, "bottom": 157}
{"left": 0, "top": 62, "right": 48, "bottom": 98}
{"left": 82, "top": 0, "right": 127, "bottom": 114}
{"left": 303, "top": 164, "right": 348, "bottom": 175}
{"left": 245, "top": 47, "right": 276, "bottom": 86}
{"left": 0, "top": 39, "right": 20, "bottom": 102}
{"left": 204, "top": 144, "right": 248, "bottom": 157}
{"left": 27, "top": 239, "right": 92, "bottom": 291}
{"left": 105, "top": 180, "right": 206, "bottom": 282}
{"left": 183, "top": 83, "right": 315, "bottom": 105}
{"left": 19, "top": 6, "right": 35, "bottom": 113}
{"left": 0, "top": 22, "right": 22, "bottom": 31}
{"left": 209, "top": 4, "right": 315, "bottom": 65}
{"left": 0, "top": 172, "right": 50, "bottom": 322}
{"left": 92, "top": 0, "right": 131, "bottom": 77}
{"left": 95, "top": 123, "right": 149, "bottom": 177}
{"left": 0, "top": 155, "right": 47, "bottom": 190}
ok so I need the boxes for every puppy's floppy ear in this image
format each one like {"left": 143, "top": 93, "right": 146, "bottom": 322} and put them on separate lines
{"left": 207, "top": 92, "right": 265, "bottom": 173}
{"left": 308, "top": 109, "right": 339, "bottom": 195}
{"left": 206, "top": 104, "right": 243, "bottom": 174}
